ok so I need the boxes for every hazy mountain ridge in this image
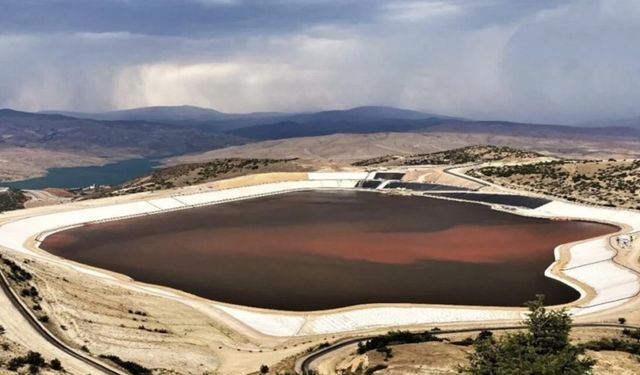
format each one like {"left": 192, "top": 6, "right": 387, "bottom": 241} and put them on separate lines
{"left": 1, "top": 105, "right": 639, "bottom": 183}
{"left": 581, "top": 115, "right": 640, "bottom": 128}
{"left": 42, "top": 105, "right": 227, "bottom": 122}
{"left": 229, "top": 117, "right": 640, "bottom": 141}
{"left": 37, "top": 105, "right": 640, "bottom": 139}
{"left": 0, "top": 108, "right": 241, "bottom": 157}
{"left": 40, "top": 105, "right": 444, "bottom": 123}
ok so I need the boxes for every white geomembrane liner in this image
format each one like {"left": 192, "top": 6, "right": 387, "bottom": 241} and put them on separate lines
{"left": 564, "top": 238, "right": 613, "bottom": 269}
{"left": 215, "top": 305, "right": 306, "bottom": 337}
{"left": 533, "top": 201, "right": 640, "bottom": 314}
{"left": 308, "top": 172, "right": 368, "bottom": 180}
{"left": 302, "top": 307, "right": 520, "bottom": 335}
{"left": 0, "top": 175, "right": 638, "bottom": 336}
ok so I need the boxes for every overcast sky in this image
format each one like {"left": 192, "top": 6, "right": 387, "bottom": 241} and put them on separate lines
{"left": 1, "top": 0, "right": 639, "bottom": 124}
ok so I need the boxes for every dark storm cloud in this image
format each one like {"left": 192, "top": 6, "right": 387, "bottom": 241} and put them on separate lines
{"left": 0, "top": 0, "right": 639, "bottom": 124}
{"left": 0, "top": 0, "right": 382, "bottom": 37}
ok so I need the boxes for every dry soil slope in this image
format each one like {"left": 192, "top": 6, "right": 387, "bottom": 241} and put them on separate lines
{"left": 166, "top": 132, "right": 640, "bottom": 166}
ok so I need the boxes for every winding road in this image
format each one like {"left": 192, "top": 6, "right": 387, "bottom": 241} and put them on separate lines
{"left": 296, "top": 323, "right": 640, "bottom": 374}
{"left": 0, "top": 268, "right": 124, "bottom": 375}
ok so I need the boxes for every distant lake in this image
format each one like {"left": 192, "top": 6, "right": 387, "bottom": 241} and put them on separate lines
{"left": 1, "top": 158, "right": 159, "bottom": 189}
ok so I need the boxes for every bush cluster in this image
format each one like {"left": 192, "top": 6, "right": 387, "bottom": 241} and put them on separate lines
{"left": 0, "top": 187, "right": 27, "bottom": 212}
{"left": 463, "top": 295, "right": 594, "bottom": 375}
{"left": 6, "top": 351, "right": 62, "bottom": 373}
{"left": 356, "top": 330, "right": 442, "bottom": 355}
{"left": 99, "top": 354, "right": 151, "bottom": 375}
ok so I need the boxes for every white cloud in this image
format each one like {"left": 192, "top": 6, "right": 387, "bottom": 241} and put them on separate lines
{"left": 382, "top": 0, "right": 463, "bottom": 22}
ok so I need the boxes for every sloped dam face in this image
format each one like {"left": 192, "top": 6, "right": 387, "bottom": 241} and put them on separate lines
{"left": 42, "top": 191, "right": 614, "bottom": 311}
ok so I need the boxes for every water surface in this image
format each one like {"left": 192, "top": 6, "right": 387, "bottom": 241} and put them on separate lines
{"left": 42, "top": 191, "right": 614, "bottom": 311}
{"left": 1, "top": 158, "right": 158, "bottom": 189}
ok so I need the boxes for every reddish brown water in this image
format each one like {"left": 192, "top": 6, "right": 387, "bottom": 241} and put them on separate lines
{"left": 42, "top": 191, "right": 614, "bottom": 311}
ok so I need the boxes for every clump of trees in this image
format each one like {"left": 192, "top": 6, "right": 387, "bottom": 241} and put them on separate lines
{"left": 477, "top": 160, "right": 567, "bottom": 178}
{"left": 0, "top": 188, "right": 27, "bottom": 212}
{"left": 354, "top": 145, "right": 541, "bottom": 167}
{"left": 357, "top": 329, "right": 443, "bottom": 355}
{"left": 471, "top": 159, "right": 640, "bottom": 208}
{"left": 6, "top": 351, "right": 63, "bottom": 373}
{"left": 1, "top": 254, "right": 33, "bottom": 282}
{"left": 621, "top": 327, "right": 640, "bottom": 341}
{"left": 583, "top": 337, "right": 640, "bottom": 356}
{"left": 462, "top": 295, "right": 594, "bottom": 375}
{"left": 103, "top": 157, "right": 304, "bottom": 197}
{"left": 0, "top": 255, "right": 50, "bottom": 323}
{"left": 99, "top": 354, "right": 151, "bottom": 375}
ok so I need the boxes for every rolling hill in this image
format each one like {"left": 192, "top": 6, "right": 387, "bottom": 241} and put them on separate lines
{"left": 2, "top": 105, "right": 640, "bottom": 181}
{"left": 0, "top": 109, "right": 240, "bottom": 157}
{"left": 229, "top": 117, "right": 640, "bottom": 141}
{"left": 41, "top": 105, "right": 289, "bottom": 130}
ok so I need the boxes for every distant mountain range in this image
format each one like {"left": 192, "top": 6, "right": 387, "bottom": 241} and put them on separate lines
{"left": 581, "top": 116, "right": 640, "bottom": 128}
{"left": 0, "top": 108, "right": 240, "bottom": 158}
{"left": 0, "top": 105, "right": 637, "bottom": 164}
{"left": 42, "top": 105, "right": 287, "bottom": 126}
{"left": 41, "top": 105, "right": 450, "bottom": 123}
{"left": 40, "top": 105, "right": 454, "bottom": 132}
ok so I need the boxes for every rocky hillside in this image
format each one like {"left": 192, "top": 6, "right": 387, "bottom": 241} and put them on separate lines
{"left": 470, "top": 159, "right": 640, "bottom": 209}
{"left": 353, "top": 145, "right": 544, "bottom": 167}
{"left": 0, "top": 109, "right": 241, "bottom": 158}
{"left": 85, "top": 158, "right": 311, "bottom": 198}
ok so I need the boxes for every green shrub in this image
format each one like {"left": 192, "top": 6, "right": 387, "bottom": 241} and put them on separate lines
{"left": 99, "top": 355, "right": 151, "bottom": 375}
{"left": 50, "top": 358, "right": 62, "bottom": 370}
{"left": 462, "top": 295, "right": 594, "bottom": 375}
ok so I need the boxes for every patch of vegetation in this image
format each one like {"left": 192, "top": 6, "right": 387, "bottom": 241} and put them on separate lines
{"left": 83, "top": 157, "right": 308, "bottom": 198}
{"left": 128, "top": 309, "right": 148, "bottom": 316}
{"left": 462, "top": 295, "right": 594, "bottom": 375}
{"left": 21, "top": 286, "right": 39, "bottom": 298}
{"left": 99, "top": 354, "right": 151, "bottom": 375}
{"left": 6, "top": 351, "right": 62, "bottom": 373}
{"left": 470, "top": 159, "right": 640, "bottom": 209}
{"left": 1, "top": 254, "right": 33, "bottom": 282}
{"left": 304, "top": 342, "right": 331, "bottom": 354}
{"left": 582, "top": 337, "right": 640, "bottom": 355}
{"left": 356, "top": 330, "right": 443, "bottom": 355}
{"left": 0, "top": 256, "right": 52, "bottom": 326}
{"left": 137, "top": 325, "right": 169, "bottom": 334}
{"left": 0, "top": 187, "right": 27, "bottom": 212}
{"left": 476, "top": 160, "right": 568, "bottom": 179}
{"left": 50, "top": 358, "right": 62, "bottom": 371}
{"left": 353, "top": 145, "right": 542, "bottom": 167}
{"left": 621, "top": 327, "right": 640, "bottom": 341}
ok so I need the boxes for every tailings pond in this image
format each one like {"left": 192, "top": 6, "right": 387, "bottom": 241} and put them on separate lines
{"left": 42, "top": 191, "right": 615, "bottom": 311}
